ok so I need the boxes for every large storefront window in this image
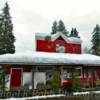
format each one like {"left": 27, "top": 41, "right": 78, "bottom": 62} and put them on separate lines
{"left": 34, "top": 66, "right": 50, "bottom": 89}
{"left": 96, "top": 69, "right": 100, "bottom": 80}
{"left": 62, "top": 67, "right": 82, "bottom": 83}
{"left": 74, "top": 67, "right": 82, "bottom": 78}
{"left": 23, "top": 72, "right": 32, "bottom": 89}
{"left": 34, "top": 72, "right": 46, "bottom": 89}
{"left": 46, "top": 70, "right": 53, "bottom": 83}
{"left": 88, "top": 69, "right": 92, "bottom": 78}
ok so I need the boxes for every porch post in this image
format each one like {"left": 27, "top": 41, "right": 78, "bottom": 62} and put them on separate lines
{"left": 92, "top": 67, "right": 95, "bottom": 88}
{"left": 60, "top": 66, "right": 63, "bottom": 86}
{"left": 2, "top": 66, "right": 5, "bottom": 91}
{"left": 32, "top": 66, "right": 35, "bottom": 90}
{"left": 71, "top": 67, "right": 75, "bottom": 79}
{"left": 71, "top": 66, "right": 75, "bottom": 88}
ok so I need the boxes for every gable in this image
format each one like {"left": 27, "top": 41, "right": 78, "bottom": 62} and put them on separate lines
{"left": 36, "top": 32, "right": 82, "bottom": 44}
{"left": 55, "top": 36, "right": 65, "bottom": 41}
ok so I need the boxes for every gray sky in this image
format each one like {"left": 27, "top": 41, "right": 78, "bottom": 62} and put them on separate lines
{"left": 1, "top": 0, "right": 100, "bottom": 52}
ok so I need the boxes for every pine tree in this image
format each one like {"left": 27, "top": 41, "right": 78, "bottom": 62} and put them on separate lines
{"left": 0, "top": 2, "right": 15, "bottom": 91}
{"left": 58, "top": 20, "right": 68, "bottom": 36}
{"left": 51, "top": 69, "right": 60, "bottom": 92}
{"left": 0, "top": 66, "right": 5, "bottom": 91}
{"left": 91, "top": 24, "right": 100, "bottom": 56}
{"left": 70, "top": 28, "right": 78, "bottom": 37}
{"left": 74, "top": 28, "right": 78, "bottom": 37}
{"left": 51, "top": 21, "right": 58, "bottom": 34}
{"left": 0, "top": 15, "right": 4, "bottom": 53}
{"left": 0, "top": 2, "right": 15, "bottom": 55}
{"left": 70, "top": 28, "right": 74, "bottom": 37}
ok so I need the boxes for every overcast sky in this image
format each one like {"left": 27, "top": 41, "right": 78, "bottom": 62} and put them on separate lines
{"left": 1, "top": 0, "right": 100, "bottom": 52}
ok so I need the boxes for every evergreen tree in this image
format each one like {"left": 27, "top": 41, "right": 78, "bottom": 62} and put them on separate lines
{"left": 0, "top": 2, "right": 15, "bottom": 91}
{"left": 70, "top": 28, "right": 78, "bottom": 37}
{"left": 51, "top": 69, "right": 60, "bottom": 92}
{"left": 0, "top": 15, "right": 4, "bottom": 53}
{"left": 91, "top": 24, "right": 100, "bottom": 56}
{"left": 70, "top": 28, "right": 74, "bottom": 37}
{"left": 0, "top": 66, "right": 5, "bottom": 91}
{"left": 58, "top": 20, "right": 68, "bottom": 36}
{"left": 51, "top": 21, "right": 58, "bottom": 34}
{"left": 0, "top": 2, "right": 15, "bottom": 55}
{"left": 74, "top": 28, "right": 78, "bottom": 37}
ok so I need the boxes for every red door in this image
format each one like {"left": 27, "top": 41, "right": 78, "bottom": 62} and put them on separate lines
{"left": 11, "top": 68, "right": 22, "bottom": 87}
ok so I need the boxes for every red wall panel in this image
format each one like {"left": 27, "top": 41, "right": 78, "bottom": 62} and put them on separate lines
{"left": 11, "top": 69, "right": 22, "bottom": 87}
{"left": 36, "top": 40, "right": 81, "bottom": 54}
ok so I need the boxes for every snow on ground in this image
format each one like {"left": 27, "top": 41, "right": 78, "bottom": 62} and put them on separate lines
{"left": 4, "top": 94, "right": 65, "bottom": 100}
{"left": 73, "top": 92, "right": 90, "bottom": 95}
{"left": 0, "top": 51, "right": 100, "bottom": 65}
{"left": 73, "top": 90, "right": 100, "bottom": 95}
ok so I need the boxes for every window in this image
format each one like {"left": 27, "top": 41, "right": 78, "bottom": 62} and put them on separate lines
{"left": 74, "top": 67, "right": 82, "bottom": 78}
{"left": 56, "top": 44, "right": 66, "bottom": 53}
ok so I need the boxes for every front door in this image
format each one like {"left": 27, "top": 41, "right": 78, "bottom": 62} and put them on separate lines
{"left": 11, "top": 68, "right": 22, "bottom": 87}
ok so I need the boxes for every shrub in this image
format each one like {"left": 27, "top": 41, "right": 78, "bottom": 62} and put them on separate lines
{"left": 73, "top": 79, "right": 84, "bottom": 91}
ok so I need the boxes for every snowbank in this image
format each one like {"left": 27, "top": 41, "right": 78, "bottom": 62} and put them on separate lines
{"left": 73, "top": 90, "right": 100, "bottom": 95}
{"left": 4, "top": 94, "right": 65, "bottom": 100}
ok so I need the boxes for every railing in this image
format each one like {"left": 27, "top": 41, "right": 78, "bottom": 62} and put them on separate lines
{"left": 0, "top": 90, "right": 100, "bottom": 99}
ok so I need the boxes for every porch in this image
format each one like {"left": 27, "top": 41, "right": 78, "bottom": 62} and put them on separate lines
{"left": 3, "top": 65, "right": 100, "bottom": 91}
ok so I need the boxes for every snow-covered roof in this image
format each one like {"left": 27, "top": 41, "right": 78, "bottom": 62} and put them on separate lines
{"left": 35, "top": 32, "right": 82, "bottom": 44}
{"left": 35, "top": 33, "right": 51, "bottom": 40}
{"left": 0, "top": 52, "right": 100, "bottom": 66}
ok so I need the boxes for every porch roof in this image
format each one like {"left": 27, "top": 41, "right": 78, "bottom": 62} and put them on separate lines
{"left": 0, "top": 52, "right": 100, "bottom": 66}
